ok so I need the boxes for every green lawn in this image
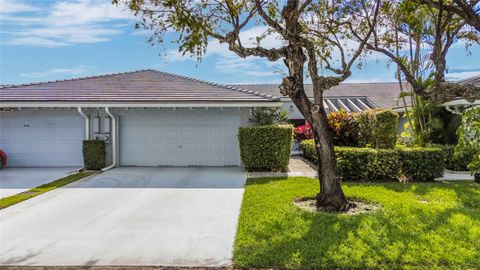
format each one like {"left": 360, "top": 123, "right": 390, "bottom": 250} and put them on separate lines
{"left": 0, "top": 171, "right": 95, "bottom": 210}
{"left": 234, "top": 177, "right": 480, "bottom": 270}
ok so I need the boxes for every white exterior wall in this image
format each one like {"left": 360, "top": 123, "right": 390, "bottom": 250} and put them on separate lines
{"left": 282, "top": 100, "right": 305, "bottom": 120}
{"left": 0, "top": 106, "right": 257, "bottom": 168}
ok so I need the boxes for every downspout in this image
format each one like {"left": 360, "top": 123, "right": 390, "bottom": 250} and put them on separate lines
{"left": 77, "top": 107, "right": 89, "bottom": 172}
{"left": 102, "top": 107, "right": 117, "bottom": 171}
{"left": 77, "top": 107, "right": 90, "bottom": 140}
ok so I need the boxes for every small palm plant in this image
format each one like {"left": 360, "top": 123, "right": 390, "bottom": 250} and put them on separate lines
{"left": 455, "top": 107, "right": 480, "bottom": 182}
{"left": 252, "top": 108, "right": 289, "bottom": 126}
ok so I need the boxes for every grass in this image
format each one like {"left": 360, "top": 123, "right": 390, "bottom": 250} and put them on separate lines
{"left": 234, "top": 177, "right": 480, "bottom": 270}
{"left": 0, "top": 171, "right": 95, "bottom": 209}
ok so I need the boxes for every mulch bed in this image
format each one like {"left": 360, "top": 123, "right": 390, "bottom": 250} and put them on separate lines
{"left": 294, "top": 197, "right": 380, "bottom": 215}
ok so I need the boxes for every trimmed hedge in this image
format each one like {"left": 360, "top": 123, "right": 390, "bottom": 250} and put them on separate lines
{"left": 238, "top": 125, "right": 293, "bottom": 172}
{"left": 357, "top": 109, "right": 398, "bottom": 149}
{"left": 437, "top": 144, "right": 474, "bottom": 171}
{"left": 337, "top": 147, "right": 401, "bottom": 182}
{"left": 397, "top": 147, "right": 445, "bottom": 182}
{"left": 300, "top": 139, "right": 444, "bottom": 182}
{"left": 82, "top": 140, "right": 106, "bottom": 170}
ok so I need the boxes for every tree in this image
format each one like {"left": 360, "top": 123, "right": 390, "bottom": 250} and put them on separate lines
{"left": 413, "top": 0, "right": 480, "bottom": 31}
{"left": 114, "top": 0, "right": 381, "bottom": 211}
{"left": 357, "top": 0, "right": 479, "bottom": 144}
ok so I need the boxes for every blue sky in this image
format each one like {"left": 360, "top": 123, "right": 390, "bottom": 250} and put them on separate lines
{"left": 1, "top": 0, "right": 479, "bottom": 86}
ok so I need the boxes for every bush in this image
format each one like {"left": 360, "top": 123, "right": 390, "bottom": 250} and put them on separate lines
{"left": 336, "top": 147, "right": 401, "bottom": 182}
{"left": 357, "top": 109, "right": 398, "bottom": 149}
{"left": 82, "top": 140, "right": 106, "bottom": 170}
{"left": 238, "top": 125, "right": 293, "bottom": 172}
{"left": 294, "top": 122, "right": 314, "bottom": 143}
{"left": 294, "top": 110, "right": 360, "bottom": 145}
{"left": 397, "top": 147, "right": 445, "bottom": 182}
{"left": 455, "top": 107, "right": 480, "bottom": 174}
{"left": 251, "top": 108, "right": 289, "bottom": 125}
{"left": 300, "top": 140, "right": 401, "bottom": 182}
{"left": 300, "top": 140, "right": 444, "bottom": 182}
{"left": 300, "top": 139, "right": 317, "bottom": 163}
{"left": 438, "top": 144, "right": 474, "bottom": 171}
{"left": 327, "top": 109, "right": 360, "bottom": 146}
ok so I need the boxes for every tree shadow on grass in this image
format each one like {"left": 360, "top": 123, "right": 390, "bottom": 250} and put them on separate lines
{"left": 235, "top": 179, "right": 480, "bottom": 269}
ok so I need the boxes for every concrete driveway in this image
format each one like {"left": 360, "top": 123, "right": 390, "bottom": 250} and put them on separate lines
{"left": 0, "top": 167, "right": 246, "bottom": 267}
{"left": 0, "top": 167, "right": 78, "bottom": 199}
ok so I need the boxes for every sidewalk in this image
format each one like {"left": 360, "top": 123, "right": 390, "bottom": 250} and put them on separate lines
{"left": 437, "top": 170, "right": 474, "bottom": 181}
{"left": 247, "top": 156, "right": 317, "bottom": 178}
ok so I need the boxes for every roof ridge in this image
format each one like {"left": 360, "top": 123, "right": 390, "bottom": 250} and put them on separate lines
{"left": 0, "top": 69, "right": 151, "bottom": 89}
{"left": 147, "top": 69, "right": 280, "bottom": 101}
{"left": 233, "top": 82, "right": 400, "bottom": 86}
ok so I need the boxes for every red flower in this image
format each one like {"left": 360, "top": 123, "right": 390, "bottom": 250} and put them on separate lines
{"left": 294, "top": 122, "right": 314, "bottom": 142}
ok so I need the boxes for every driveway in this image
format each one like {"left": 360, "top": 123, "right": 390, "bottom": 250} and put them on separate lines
{"left": 0, "top": 167, "right": 78, "bottom": 199}
{"left": 0, "top": 167, "right": 246, "bottom": 267}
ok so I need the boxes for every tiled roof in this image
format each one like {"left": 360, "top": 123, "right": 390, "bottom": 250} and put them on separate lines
{"left": 458, "top": 75, "right": 480, "bottom": 86}
{"left": 0, "top": 70, "right": 280, "bottom": 103}
{"left": 235, "top": 82, "right": 407, "bottom": 109}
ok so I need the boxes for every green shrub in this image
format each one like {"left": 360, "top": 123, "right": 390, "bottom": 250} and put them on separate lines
{"left": 300, "top": 140, "right": 444, "bottom": 182}
{"left": 300, "top": 139, "right": 317, "bottom": 163}
{"left": 397, "top": 147, "right": 445, "bottom": 182}
{"left": 438, "top": 144, "right": 474, "bottom": 171}
{"left": 455, "top": 107, "right": 480, "bottom": 174}
{"left": 82, "top": 140, "right": 106, "bottom": 170}
{"left": 238, "top": 125, "right": 293, "bottom": 172}
{"left": 357, "top": 109, "right": 398, "bottom": 149}
{"left": 337, "top": 147, "right": 401, "bottom": 182}
{"left": 300, "top": 140, "right": 401, "bottom": 182}
{"left": 251, "top": 108, "right": 289, "bottom": 125}
{"left": 327, "top": 109, "right": 360, "bottom": 146}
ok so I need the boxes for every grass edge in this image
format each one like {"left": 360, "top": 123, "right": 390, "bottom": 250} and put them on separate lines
{"left": 0, "top": 170, "right": 97, "bottom": 210}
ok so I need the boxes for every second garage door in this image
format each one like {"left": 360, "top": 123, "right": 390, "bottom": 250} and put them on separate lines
{"left": 119, "top": 109, "right": 242, "bottom": 166}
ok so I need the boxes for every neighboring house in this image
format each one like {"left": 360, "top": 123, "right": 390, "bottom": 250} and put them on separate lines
{"left": 443, "top": 75, "right": 480, "bottom": 114}
{"left": 236, "top": 83, "right": 406, "bottom": 125}
{"left": 0, "top": 70, "right": 281, "bottom": 168}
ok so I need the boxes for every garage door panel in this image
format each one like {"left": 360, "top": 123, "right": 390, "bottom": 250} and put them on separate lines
{"left": 119, "top": 110, "right": 241, "bottom": 166}
{"left": 0, "top": 110, "right": 84, "bottom": 167}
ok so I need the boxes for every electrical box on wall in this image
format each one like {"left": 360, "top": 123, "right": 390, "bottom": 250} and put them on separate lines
{"left": 104, "top": 117, "right": 111, "bottom": 133}
{"left": 93, "top": 134, "right": 110, "bottom": 143}
{"left": 93, "top": 117, "right": 100, "bottom": 133}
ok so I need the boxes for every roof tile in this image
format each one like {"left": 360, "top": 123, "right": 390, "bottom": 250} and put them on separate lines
{"left": 0, "top": 69, "right": 280, "bottom": 103}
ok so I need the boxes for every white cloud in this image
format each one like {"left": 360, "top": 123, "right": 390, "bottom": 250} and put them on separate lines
{"left": 445, "top": 70, "right": 480, "bottom": 81}
{"left": 20, "top": 65, "right": 96, "bottom": 78}
{"left": 0, "top": 0, "right": 40, "bottom": 13}
{"left": 7, "top": 37, "right": 70, "bottom": 47}
{"left": 1, "top": 0, "right": 134, "bottom": 47}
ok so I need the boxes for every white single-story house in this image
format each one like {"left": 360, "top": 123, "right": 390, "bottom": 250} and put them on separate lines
{"left": 2, "top": 69, "right": 476, "bottom": 168}
{"left": 0, "top": 70, "right": 281, "bottom": 168}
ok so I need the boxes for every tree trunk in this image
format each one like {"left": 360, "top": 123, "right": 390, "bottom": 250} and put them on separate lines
{"left": 282, "top": 43, "right": 349, "bottom": 212}
{"left": 311, "top": 103, "right": 349, "bottom": 212}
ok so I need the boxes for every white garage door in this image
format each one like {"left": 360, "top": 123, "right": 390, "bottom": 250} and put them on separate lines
{"left": 119, "top": 109, "right": 242, "bottom": 166}
{"left": 0, "top": 109, "right": 84, "bottom": 167}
